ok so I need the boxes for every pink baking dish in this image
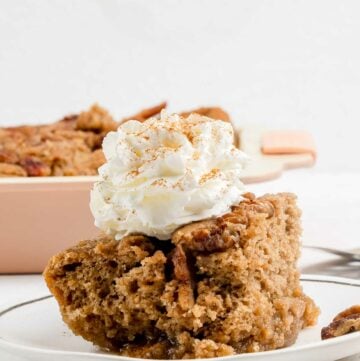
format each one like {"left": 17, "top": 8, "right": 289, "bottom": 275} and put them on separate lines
{"left": 0, "top": 129, "right": 315, "bottom": 274}
{"left": 0, "top": 176, "right": 99, "bottom": 273}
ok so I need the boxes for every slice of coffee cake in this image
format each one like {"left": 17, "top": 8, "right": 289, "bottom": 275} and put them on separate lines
{"left": 44, "top": 193, "right": 319, "bottom": 359}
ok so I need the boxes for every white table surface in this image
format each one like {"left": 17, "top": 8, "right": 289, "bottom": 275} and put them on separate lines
{"left": 1, "top": 169, "right": 360, "bottom": 360}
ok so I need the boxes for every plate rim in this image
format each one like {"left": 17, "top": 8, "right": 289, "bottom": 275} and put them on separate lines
{"left": 0, "top": 274, "right": 359, "bottom": 361}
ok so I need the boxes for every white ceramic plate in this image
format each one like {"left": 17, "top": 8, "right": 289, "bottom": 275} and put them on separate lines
{"left": 0, "top": 275, "right": 359, "bottom": 361}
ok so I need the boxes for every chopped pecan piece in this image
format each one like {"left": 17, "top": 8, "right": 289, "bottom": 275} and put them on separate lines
{"left": 321, "top": 305, "right": 360, "bottom": 339}
{"left": 180, "top": 106, "right": 230, "bottom": 122}
{"left": 56, "top": 114, "right": 78, "bottom": 129}
{"left": 19, "top": 157, "right": 51, "bottom": 176}
{"left": 171, "top": 245, "right": 191, "bottom": 281}
{"left": 0, "top": 163, "right": 27, "bottom": 177}
{"left": 169, "top": 246, "right": 195, "bottom": 310}
{"left": 173, "top": 219, "right": 234, "bottom": 252}
{"left": 334, "top": 305, "right": 360, "bottom": 321}
{"left": 121, "top": 102, "right": 167, "bottom": 123}
{"left": 0, "top": 149, "right": 18, "bottom": 164}
{"left": 231, "top": 193, "right": 275, "bottom": 218}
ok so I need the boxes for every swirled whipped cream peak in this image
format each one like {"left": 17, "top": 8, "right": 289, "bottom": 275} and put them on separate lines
{"left": 90, "top": 111, "right": 249, "bottom": 240}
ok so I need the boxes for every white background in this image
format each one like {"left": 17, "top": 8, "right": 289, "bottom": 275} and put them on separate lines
{"left": 1, "top": 0, "right": 360, "bottom": 171}
{"left": 1, "top": 1, "right": 360, "bottom": 360}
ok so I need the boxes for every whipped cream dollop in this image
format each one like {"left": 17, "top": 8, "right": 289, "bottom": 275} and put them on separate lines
{"left": 90, "top": 111, "right": 249, "bottom": 240}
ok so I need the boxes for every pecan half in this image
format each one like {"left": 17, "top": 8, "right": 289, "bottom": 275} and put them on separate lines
{"left": 321, "top": 305, "right": 360, "bottom": 339}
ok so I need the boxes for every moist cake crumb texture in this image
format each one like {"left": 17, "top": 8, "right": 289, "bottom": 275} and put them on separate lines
{"left": 44, "top": 193, "right": 319, "bottom": 359}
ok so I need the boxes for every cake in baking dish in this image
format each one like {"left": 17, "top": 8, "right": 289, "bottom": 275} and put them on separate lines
{"left": 0, "top": 103, "right": 230, "bottom": 177}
